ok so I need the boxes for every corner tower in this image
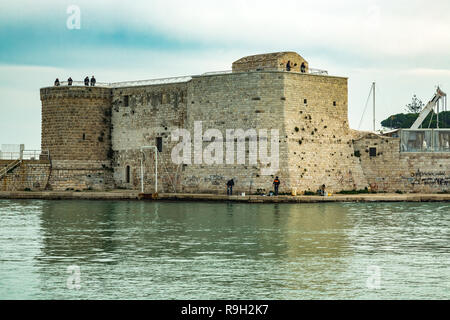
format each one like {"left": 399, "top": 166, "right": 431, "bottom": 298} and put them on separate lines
{"left": 40, "top": 86, "right": 114, "bottom": 190}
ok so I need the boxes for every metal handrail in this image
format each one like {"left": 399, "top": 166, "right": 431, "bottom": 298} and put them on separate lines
{"left": 58, "top": 81, "right": 110, "bottom": 88}
{"left": 113, "top": 76, "right": 192, "bottom": 87}
{"left": 202, "top": 70, "right": 233, "bottom": 75}
{"left": 54, "top": 76, "right": 193, "bottom": 88}
{"left": 309, "top": 68, "right": 329, "bottom": 75}
{"left": 0, "top": 159, "right": 22, "bottom": 179}
{"left": 49, "top": 67, "right": 329, "bottom": 89}
{"left": 0, "top": 150, "right": 50, "bottom": 160}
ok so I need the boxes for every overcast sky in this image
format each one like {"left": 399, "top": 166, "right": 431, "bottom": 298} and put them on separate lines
{"left": 1, "top": 0, "right": 450, "bottom": 149}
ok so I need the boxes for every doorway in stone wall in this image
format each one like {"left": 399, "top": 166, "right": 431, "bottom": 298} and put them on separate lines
{"left": 126, "top": 165, "right": 131, "bottom": 184}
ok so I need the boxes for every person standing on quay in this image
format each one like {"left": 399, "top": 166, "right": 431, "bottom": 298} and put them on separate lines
{"left": 273, "top": 176, "right": 280, "bottom": 196}
{"left": 227, "top": 179, "right": 235, "bottom": 196}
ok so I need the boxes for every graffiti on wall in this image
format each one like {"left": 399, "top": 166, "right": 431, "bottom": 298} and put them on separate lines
{"left": 404, "top": 169, "right": 450, "bottom": 186}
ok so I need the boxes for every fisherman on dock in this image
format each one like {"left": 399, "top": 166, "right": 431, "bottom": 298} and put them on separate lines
{"left": 226, "top": 179, "right": 235, "bottom": 196}
{"left": 273, "top": 176, "right": 280, "bottom": 196}
{"left": 318, "top": 184, "right": 326, "bottom": 196}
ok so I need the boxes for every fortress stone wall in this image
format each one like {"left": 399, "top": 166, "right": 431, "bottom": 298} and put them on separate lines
{"left": 111, "top": 83, "right": 188, "bottom": 192}
{"left": 28, "top": 51, "right": 449, "bottom": 194}
{"left": 283, "top": 73, "right": 368, "bottom": 192}
{"left": 354, "top": 134, "right": 450, "bottom": 193}
{"left": 181, "top": 71, "right": 288, "bottom": 194}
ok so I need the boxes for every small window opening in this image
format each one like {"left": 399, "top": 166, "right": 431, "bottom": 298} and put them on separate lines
{"left": 126, "top": 165, "right": 130, "bottom": 183}
{"left": 369, "top": 147, "right": 377, "bottom": 157}
{"left": 304, "top": 99, "right": 307, "bottom": 104}
{"left": 82, "top": 133, "right": 86, "bottom": 140}
{"left": 156, "top": 137, "right": 163, "bottom": 152}
{"left": 333, "top": 101, "right": 337, "bottom": 106}
{"left": 124, "top": 96, "right": 129, "bottom": 107}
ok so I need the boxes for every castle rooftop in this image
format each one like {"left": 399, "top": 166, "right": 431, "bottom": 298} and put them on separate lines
{"left": 43, "top": 51, "right": 332, "bottom": 89}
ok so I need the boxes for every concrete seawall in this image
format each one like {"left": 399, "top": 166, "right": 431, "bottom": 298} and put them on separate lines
{"left": 0, "top": 191, "right": 449, "bottom": 203}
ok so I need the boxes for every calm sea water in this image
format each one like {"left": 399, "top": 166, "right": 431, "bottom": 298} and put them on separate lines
{"left": 0, "top": 200, "right": 448, "bottom": 300}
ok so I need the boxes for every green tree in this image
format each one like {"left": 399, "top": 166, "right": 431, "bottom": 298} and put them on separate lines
{"left": 405, "top": 94, "right": 424, "bottom": 113}
{"left": 381, "top": 111, "right": 450, "bottom": 129}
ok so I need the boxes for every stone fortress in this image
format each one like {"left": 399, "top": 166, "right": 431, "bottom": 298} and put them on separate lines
{"left": 1, "top": 52, "right": 449, "bottom": 194}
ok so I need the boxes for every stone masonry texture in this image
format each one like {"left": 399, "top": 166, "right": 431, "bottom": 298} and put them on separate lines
{"left": 27, "top": 52, "right": 449, "bottom": 194}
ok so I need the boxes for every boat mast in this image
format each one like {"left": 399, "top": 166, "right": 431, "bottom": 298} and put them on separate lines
{"left": 373, "top": 82, "right": 376, "bottom": 132}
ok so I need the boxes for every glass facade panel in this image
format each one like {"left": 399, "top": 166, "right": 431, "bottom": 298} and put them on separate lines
{"left": 400, "top": 129, "right": 450, "bottom": 152}
{"left": 434, "top": 130, "right": 450, "bottom": 152}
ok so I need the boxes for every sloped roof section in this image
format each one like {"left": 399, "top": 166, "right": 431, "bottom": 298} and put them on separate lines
{"left": 233, "top": 51, "right": 299, "bottom": 64}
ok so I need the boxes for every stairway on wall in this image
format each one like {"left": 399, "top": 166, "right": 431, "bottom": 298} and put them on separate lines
{"left": 0, "top": 160, "right": 22, "bottom": 180}
{"left": 1, "top": 160, "right": 52, "bottom": 191}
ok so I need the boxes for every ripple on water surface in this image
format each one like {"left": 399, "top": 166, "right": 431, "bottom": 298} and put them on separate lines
{"left": 0, "top": 200, "right": 448, "bottom": 299}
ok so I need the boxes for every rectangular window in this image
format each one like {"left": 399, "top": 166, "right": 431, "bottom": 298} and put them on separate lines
{"left": 333, "top": 101, "right": 337, "bottom": 106}
{"left": 304, "top": 99, "right": 307, "bottom": 104}
{"left": 369, "top": 147, "right": 377, "bottom": 157}
{"left": 156, "top": 137, "right": 163, "bottom": 152}
{"left": 124, "top": 96, "right": 129, "bottom": 107}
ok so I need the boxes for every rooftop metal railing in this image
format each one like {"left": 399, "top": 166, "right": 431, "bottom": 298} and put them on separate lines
{"left": 55, "top": 76, "right": 193, "bottom": 88}
{"left": 202, "top": 70, "right": 233, "bottom": 75}
{"left": 309, "top": 68, "right": 329, "bottom": 75}
{"left": 204, "top": 68, "right": 328, "bottom": 75}
{"left": 0, "top": 150, "right": 50, "bottom": 160}
{"left": 51, "top": 67, "right": 329, "bottom": 88}
{"left": 58, "top": 81, "right": 110, "bottom": 88}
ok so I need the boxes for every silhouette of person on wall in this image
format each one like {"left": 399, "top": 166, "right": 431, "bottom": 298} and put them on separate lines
{"left": 67, "top": 77, "right": 73, "bottom": 86}
{"left": 90, "top": 76, "right": 96, "bottom": 87}
{"left": 54, "top": 78, "right": 60, "bottom": 86}
{"left": 301, "top": 63, "right": 306, "bottom": 73}
{"left": 286, "top": 61, "right": 291, "bottom": 72}
{"left": 84, "top": 76, "right": 89, "bottom": 86}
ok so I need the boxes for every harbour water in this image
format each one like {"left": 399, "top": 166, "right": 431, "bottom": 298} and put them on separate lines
{"left": 0, "top": 200, "right": 448, "bottom": 299}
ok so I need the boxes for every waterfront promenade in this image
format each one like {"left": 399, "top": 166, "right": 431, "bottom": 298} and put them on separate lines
{"left": 0, "top": 191, "right": 449, "bottom": 203}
